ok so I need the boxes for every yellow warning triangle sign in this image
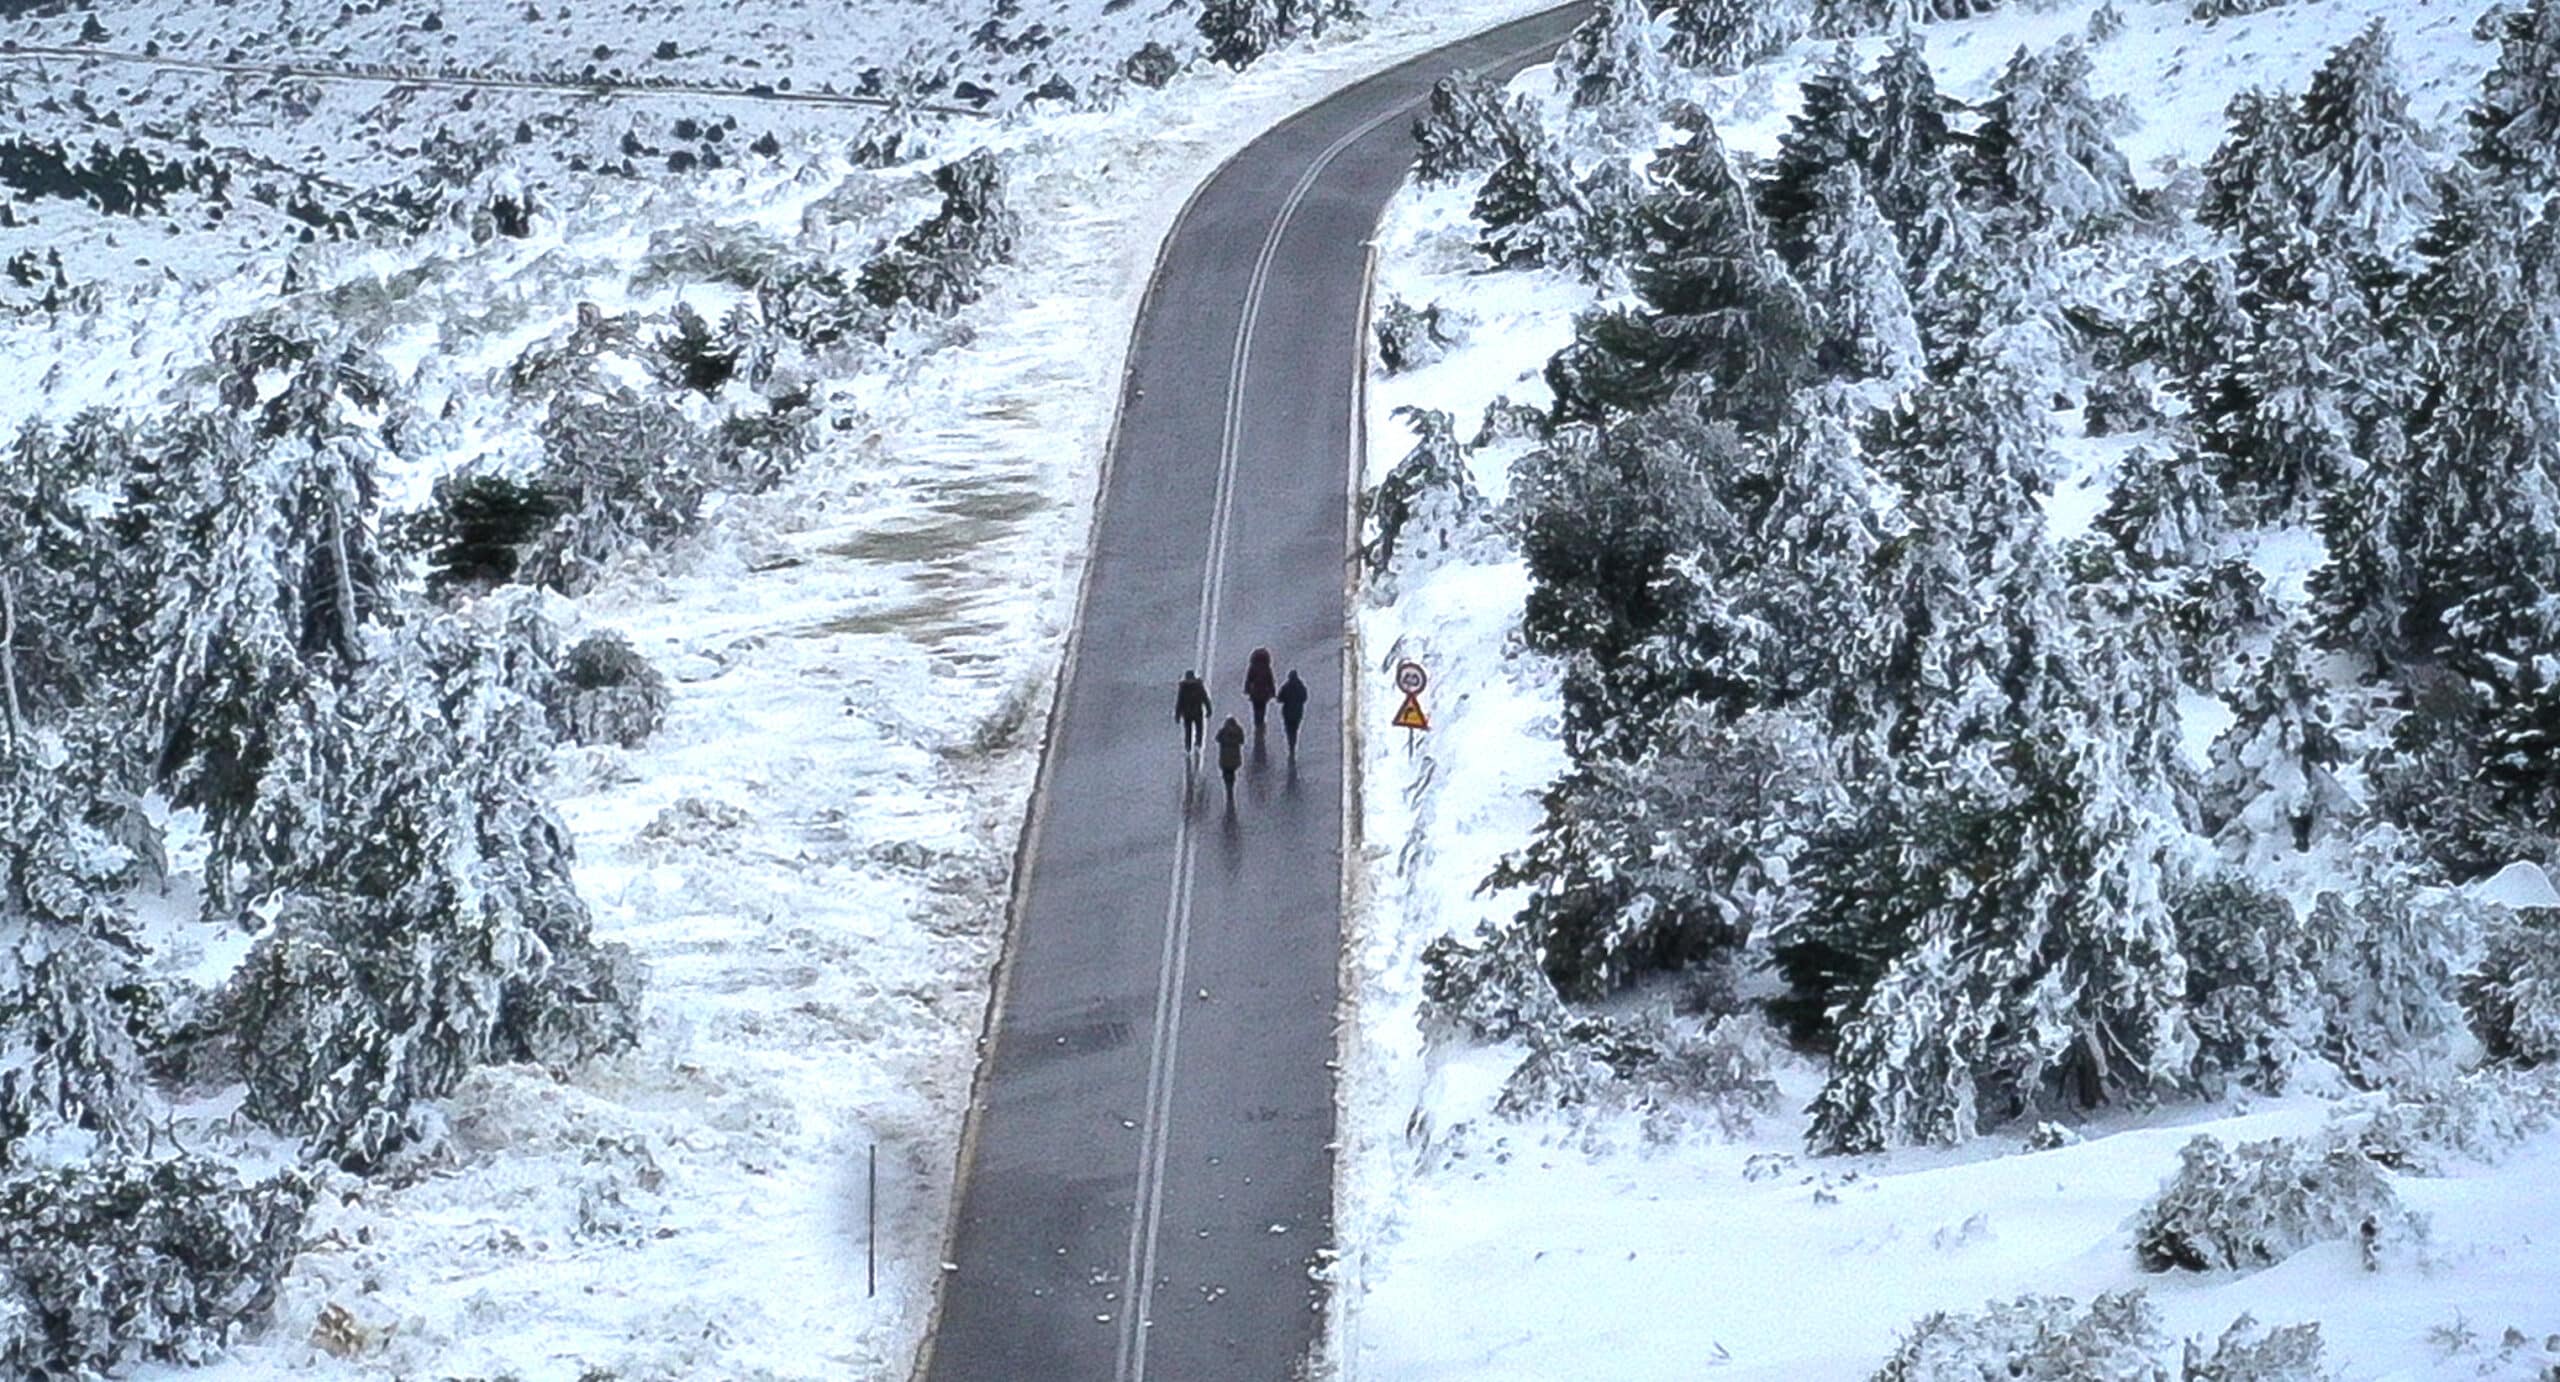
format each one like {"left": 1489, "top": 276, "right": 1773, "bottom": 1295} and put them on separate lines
{"left": 1393, "top": 693, "right": 1430, "bottom": 731}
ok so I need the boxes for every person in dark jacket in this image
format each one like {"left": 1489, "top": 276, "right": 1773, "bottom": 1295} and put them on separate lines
{"left": 1175, "top": 671, "right": 1212, "bottom": 756}
{"left": 1243, "top": 648, "right": 1278, "bottom": 733}
{"left": 1215, "top": 715, "right": 1247, "bottom": 807}
{"left": 1276, "top": 669, "right": 1309, "bottom": 757}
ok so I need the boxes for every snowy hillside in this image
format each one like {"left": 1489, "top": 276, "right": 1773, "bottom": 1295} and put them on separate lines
{"left": 1342, "top": 0, "right": 2560, "bottom": 1376}
{"left": 0, "top": 1, "right": 1570, "bottom": 1377}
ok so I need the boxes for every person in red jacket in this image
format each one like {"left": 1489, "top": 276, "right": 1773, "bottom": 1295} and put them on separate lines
{"left": 1243, "top": 647, "right": 1278, "bottom": 734}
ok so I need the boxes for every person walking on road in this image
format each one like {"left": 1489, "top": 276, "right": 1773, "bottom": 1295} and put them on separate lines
{"left": 1215, "top": 715, "right": 1246, "bottom": 808}
{"left": 1244, "top": 648, "right": 1278, "bottom": 734}
{"left": 1277, "top": 669, "right": 1309, "bottom": 757}
{"left": 1175, "top": 671, "right": 1212, "bottom": 758}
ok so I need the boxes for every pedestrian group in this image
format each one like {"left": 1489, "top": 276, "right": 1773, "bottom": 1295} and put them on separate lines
{"left": 1174, "top": 647, "right": 1310, "bottom": 811}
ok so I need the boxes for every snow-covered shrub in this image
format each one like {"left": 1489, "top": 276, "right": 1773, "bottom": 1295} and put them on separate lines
{"left": 1361, "top": 407, "right": 1482, "bottom": 572}
{"left": 2179, "top": 1315, "right": 2328, "bottom": 1382}
{"left": 1120, "top": 41, "right": 1180, "bottom": 90}
{"left": 1472, "top": 123, "right": 1588, "bottom": 271}
{"left": 1412, "top": 71, "right": 1528, "bottom": 187}
{"left": 546, "top": 632, "right": 670, "bottom": 749}
{"left": 2356, "top": 1068, "right": 2560, "bottom": 1174}
{"left": 2135, "top": 1132, "right": 2420, "bottom": 1273}
{"left": 858, "top": 149, "right": 1019, "bottom": 318}
{"left": 1493, "top": 1038, "right": 1612, "bottom": 1116}
{"left": 1419, "top": 918, "right": 1567, "bottom": 1044}
{"left": 1374, "top": 297, "right": 1468, "bottom": 375}
{"left": 0, "top": 1155, "right": 309, "bottom": 1375}
{"left": 1641, "top": 1012, "right": 1783, "bottom": 1136}
{"left": 1873, "top": 1290, "right": 2167, "bottom": 1382}
{"left": 2187, "top": 0, "right": 2282, "bottom": 21}
{"left": 521, "top": 391, "right": 716, "bottom": 595}
{"left": 1198, "top": 0, "right": 1280, "bottom": 71}
{"left": 756, "top": 260, "right": 877, "bottom": 351}
{"left": 1664, "top": 0, "right": 1803, "bottom": 74}
{"left": 2465, "top": 908, "right": 2560, "bottom": 1066}
{"left": 650, "top": 301, "right": 762, "bottom": 397}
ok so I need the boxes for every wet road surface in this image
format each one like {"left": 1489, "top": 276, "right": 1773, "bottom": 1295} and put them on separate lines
{"left": 922, "top": 9, "right": 1588, "bottom": 1380}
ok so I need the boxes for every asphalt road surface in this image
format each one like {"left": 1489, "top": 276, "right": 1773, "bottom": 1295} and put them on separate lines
{"left": 921, "top": 8, "right": 1588, "bottom": 1381}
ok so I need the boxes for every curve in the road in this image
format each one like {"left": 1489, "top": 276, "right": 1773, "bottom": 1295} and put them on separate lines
{"left": 922, "top": 9, "right": 1587, "bottom": 1382}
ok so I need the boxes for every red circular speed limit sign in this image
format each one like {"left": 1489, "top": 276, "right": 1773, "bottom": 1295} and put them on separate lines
{"left": 1394, "top": 661, "right": 1429, "bottom": 695}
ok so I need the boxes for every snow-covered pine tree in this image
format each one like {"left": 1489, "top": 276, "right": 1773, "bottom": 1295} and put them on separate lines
{"left": 2377, "top": 181, "right": 2560, "bottom": 668}
{"left": 2093, "top": 445, "right": 2229, "bottom": 573}
{"left": 2466, "top": 0, "right": 2560, "bottom": 187}
{"left": 1473, "top": 112, "right": 1589, "bottom": 271}
{"left": 0, "top": 744, "right": 150, "bottom": 1169}
{"left": 1197, "top": 0, "right": 1280, "bottom": 71}
{"left": 2132, "top": 256, "right": 2252, "bottom": 393}
{"left": 1487, "top": 706, "right": 1826, "bottom": 999}
{"left": 2172, "top": 869, "right": 2319, "bottom": 1094}
{"left": 2307, "top": 855, "right": 2480, "bottom": 1086}
{"left": 1759, "top": 42, "right": 1877, "bottom": 270}
{"left": 229, "top": 614, "right": 639, "bottom": 1169}
{"left": 2198, "top": 88, "right": 2303, "bottom": 237}
{"left": 1412, "top": 71, "right": 1528, "bottom": 188}
{"left": 1509, "top": 409, "right": 1747, "bottom": 750}
{"left": 1787, "top": 732, "right": 2192, "bottom": 1152}
{"left": 2202, "top": 632, "right": 2356, "bottom": 861}
{"left": 2295, "top": 22, "right": 2436, "bottom": 243}
{"left": 1547, "top": 105, "right": 1815, "bottom": 428}
{"left": 1663, "top": 0, "right": 1798, "bottom": 74}
{"left": 1553, "top": 0, "right": 1670, "bottom": 119}
{"left": 1965, "top": 39, "right": 2138, "bottom": 234}
{"left": 1797, "top": 163, "right": 1923, "bottom": 387}
{"left": 1864, "top": 29, "right": 1956, "bottom": 239}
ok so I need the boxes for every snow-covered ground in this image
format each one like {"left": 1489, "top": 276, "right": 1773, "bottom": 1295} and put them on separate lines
{"left": 1336, "top": 2, "right": 2560, "bottom": 1378}
{"left": 0, "top": 1, "right": 1595, "bottom": 1377}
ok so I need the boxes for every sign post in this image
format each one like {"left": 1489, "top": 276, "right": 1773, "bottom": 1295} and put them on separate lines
{"left": 1392, "top": 660, "right": 1430, "bottom": 752}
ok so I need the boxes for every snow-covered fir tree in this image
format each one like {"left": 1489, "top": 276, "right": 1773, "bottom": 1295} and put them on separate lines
{"left": 2202, "top": 632, "right": 2356, "bottom": 861}
{"left": 1864, "top": 29, "right": 1957, "bottom": 239}
{"left": 1548, "top": 106, "right": 1815, "bottom": 428}
{"left": 1965, "top": 39, "right": 2138, "bottom": 234}
{"left": 1796, "top": 163, "right": 1924, "bottom": 388}
{"left": 1758, "top": 42, "right": 1877, "bottom": 270}
{"left": 2295, "top": 22, "right": 2436, "bottom": 242}
{"left": 1553, "top": 0, "right": 1671, "bottom": 119}
{"left": 1663, "top": 0, "right": 1801, "bottom": 74}
{"left": 2466, "top": 0, "right": 2560, "bottom": 186}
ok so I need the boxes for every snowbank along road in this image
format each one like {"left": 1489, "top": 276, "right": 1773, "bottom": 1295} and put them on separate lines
{"left": 921, "top": 6, "right": 1591, "bottom": 1380}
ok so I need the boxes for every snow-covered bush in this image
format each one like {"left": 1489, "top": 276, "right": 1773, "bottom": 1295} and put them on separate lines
{"left": 2179, "top": 1315, "right": 2329, "bottom": 1382}
{"left": 0, "top": 1156, "right": 309, "bottom": 1376}
{"left": 546, "top": 631, "right": 670, "bottom": 750}
{"left": 1418, "top": 918, "right": 1567, "bottom": 1044}
{"left": 1873, "top": 1290, "right": 2167, "bottom": 1382}
{"left": 1120, "top": 42, "right": 1181, "bottom": 90}
{"left": 1374, "top": 297, "right": 1468, "bottom": 374}
{"left": 1641, "top": 1012, "right": 1784, "bottom": 1136}
{"left": 858, "top": 149, "right": 1019, "bottom": 318}
{"left": 2135, "top": 1132, "right": 2420, "bottom": 1273}
{"left": 521, "top": 391, "right": 717, "bottom": 595}
{"left": 2356, "top": 1068, "right": 2560, "bottom": 1174}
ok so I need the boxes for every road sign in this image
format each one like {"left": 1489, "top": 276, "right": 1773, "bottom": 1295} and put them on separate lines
{"left": 1392, "top": 693, "right": 1430, "bottom": 731}
{"left": 1394, "top": 661, "right": 1428, "bottom": 695}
